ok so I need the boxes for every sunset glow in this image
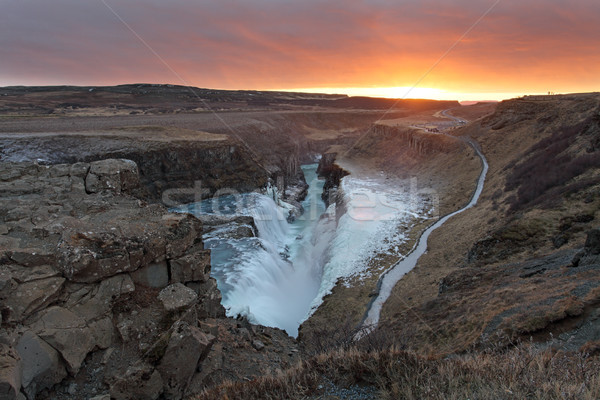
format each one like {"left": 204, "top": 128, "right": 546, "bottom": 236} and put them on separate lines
{"left": 1, "top": 0, "right": 599, "bottom": 101}
{"left": 285, "top": 87, "right": 525, "bottom": 102}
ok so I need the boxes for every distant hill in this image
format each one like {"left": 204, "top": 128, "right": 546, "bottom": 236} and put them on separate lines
{"left": 0, "top": 84, "right": 458, "bottom": 115}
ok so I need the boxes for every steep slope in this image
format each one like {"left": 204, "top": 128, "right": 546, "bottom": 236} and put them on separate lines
{"left": 380, "top": 93, "right": 600, "bottom": 353}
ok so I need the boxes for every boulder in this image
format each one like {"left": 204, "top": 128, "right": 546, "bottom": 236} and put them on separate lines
{"left": 169, "top": 249, "right": 211, "bottom": 284}
{"left": 585, "top": 228, "right": 600, "bottom": 255}
{"left": 157, "top": 321, "right": 215, "bottom": 399}
{"left": 0, "top": 344, "right": 21, "bottom": 400}
{"left": 31, "top": 306, "right": 95, "bottom": 375}
{"left": 1, "top": 276, "right": 65, "bottom": 322}
{"left": 576, "top": 228, "right": 600, "bottom": 267}
{"left": 6, "top": 249, "right": 56, "bottom": 268}
{"left": 15, "top": 331, "right": 67, "bottom": 399}
{"left": 252, "top": 340, "right": 265, "bottom": 351}
{"left": 88, "top": 317, "right": 115, "bottom": 350}
{"left": 131, "top": 261, "right": 169, "bottom": 288}
{"left": 56, "top": 231, "right": 132, "bottom": 283}
{"left": 188, "top": 279, "right": 226, "bottom": 318}
{"left": 158, "top": 283, "right": 198, "bottom": 312}
{"left": 71, "top": 274, "right": 135, "bottom": 322}
{"left": 162, "top": 214, "right": 203, "bottom": 259}
{"left": 109, "top": 363, "right": 163, "bottom": 400}
{"left": 85, "top": 159, "right": 139, "bottom": 195}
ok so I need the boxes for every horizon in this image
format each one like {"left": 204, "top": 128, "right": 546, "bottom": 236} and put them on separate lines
{"left": 1, "top": 1, "right": 599, "bottom": 100}
{"left": 1, "top": 82, "right": 553, "bottom": 103}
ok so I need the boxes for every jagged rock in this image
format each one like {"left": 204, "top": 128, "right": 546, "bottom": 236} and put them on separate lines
{"left": 88, "top": 317, "right": 115, "bottom": 350}
{"left": 116, "top": 318, "right": 135, "bottom": 343}
{"left": 6, "top": 249, "right": 56, "bottom": 268}
{"left": 15, "top": 331, "right": 67, "bottom": 399}
{"left": 55, "top": 212, "right": 202, "bottom": 283}
{"left": 199, "top": 320, "right": 220, "bottom": 337}
{"left": 158, "top": 283, "right": 198, "bottom": 312}
{"left": 71, "top": 274, "right": 135, "bottom": 322}
{"left": 31, "top": 306, "right": 95, "bottom": 375}
{"left": 169, "top": 249, "right": 211, "bottom": 284}
{"left": 56, "top": 230, "right": 132, "bottom": 283}
{"left": 130, "top": 261, "right": 169, "bottom": 288}
{"left": 89, "top": 395, "right": 110, "bottom": 400}
{"left": 0, "top": 344, "right": 21, "bottom": 400}
{"left": 252, "top": 340, "right": 265, "bottom": 351}
{"left": 109, "top": 363, "right": 163, "bottom": 400}
{"left": 585, "top": 228, "right": 600, "bottom": 255}
{"left": 188, "top": 278, "right": 226, "bottom": 318}
{"left": 200, "top": 215, "right": 257, "bottom": 240}
{"left": 0, "top": 276, "right": 65, "bottom": 323}
{"left": 85, "top": 159, "right": 139, "bottom": 194}
{"left": 1, "top": 264, "right": 60, "bottom": 284}
{"left": 101, "top": 348, "right": 114, "bottom": 365}
{"left": 157, "top": 321, "right": 215, "bottom": 400}
{"left": 163, "top": 214, "right": 203, "bottom": 259}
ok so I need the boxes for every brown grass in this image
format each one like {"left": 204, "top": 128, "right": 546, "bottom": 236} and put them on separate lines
{"left": 193, "top": 344, "right": 600, "bottom": 400}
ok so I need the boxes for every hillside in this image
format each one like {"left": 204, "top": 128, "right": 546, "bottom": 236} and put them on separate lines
{"left": 0, "top": 84, "right": 458, "bottom": 116}
{"left": 380, "top": 93, "right": 600, "bottom": 354}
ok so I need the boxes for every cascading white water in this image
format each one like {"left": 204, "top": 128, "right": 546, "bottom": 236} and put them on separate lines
{"left": 175, "top": 163, "right": 431, "bottom": 337}
{"left": 177, "top": 164, "right": 333, "bottom": 337}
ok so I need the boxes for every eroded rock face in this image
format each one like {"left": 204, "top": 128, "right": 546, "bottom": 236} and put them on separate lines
{"left": 30, "top": 307, "right": 95, "bottom": 375}
{"left": 169, "top": 249, "right": 211, "bottom": 284}
{"left": 158, "top": 283, "right": 198, "bottom": 312}
{"left": 0, "top": 344, "right": 22, "bottom": 400}
{"left": 15, "top": 331, "right": 67, "bottom": 399}
{"left": 0, "top": 159, "right": 299, "bottom": 399}
{"left": 85, "top": 159, "right": 140, "bottom": 195}
{"left": 585, "top": 228, "right": 600, "bottom": 255}
{"left": 109, "top": 363, "right": 163, "bottom": 400}
{"left": 157, "top": 321, "right": 215, "bottom": 399}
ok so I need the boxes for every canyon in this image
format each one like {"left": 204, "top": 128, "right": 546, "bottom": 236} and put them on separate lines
{"left": 1, "top": 86, "right": 599, "bottom": 399}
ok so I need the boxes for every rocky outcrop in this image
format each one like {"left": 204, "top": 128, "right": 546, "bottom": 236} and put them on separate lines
{"left": 361, "top": 124, "right": 461, "bottom": 157}
{"left": 0, "top": 135, "right": 270, "bottom": 204}
{"left": 116, "top": 141, "right": 269, "bottom": 203}
{"left": 0, "top": 344, "right": 21, "bottom": 400}
{"left": 0, "top": 159, "right": 299, "bottom": 399}
{"left": 317, "top": 153, "right": 349, "bottom": 207}
{"left": 85, "top": 159, "right": 140, "bottom": 195}
{"left": 156, "top": 321, "right": 215, "bottom": 399}
{"left": 15, "top": 331, "right": 67, "bottom": 398}
{"left": 109, "top": 363, "right": 163, "bottom": 400}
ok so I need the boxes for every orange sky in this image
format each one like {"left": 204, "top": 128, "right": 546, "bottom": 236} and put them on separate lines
{"left": 1, "top": 0, "right": 599, "bottom": 101}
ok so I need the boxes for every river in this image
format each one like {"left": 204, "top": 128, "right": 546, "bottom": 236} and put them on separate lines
{"left": 360, "top": 138, "right": 489, "bottom": 331}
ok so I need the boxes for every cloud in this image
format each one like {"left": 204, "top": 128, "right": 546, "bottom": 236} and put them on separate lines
{"left": 1, "top": 0, "right": 598, "bottom": 95}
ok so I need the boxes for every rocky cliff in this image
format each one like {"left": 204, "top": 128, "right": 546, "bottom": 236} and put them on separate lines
{"left": 0, "top": 159, "right": 298, "bottom": 400}
{"left": 349, "top": 123, "right": 462, "bottom": 163}
{"left": 316, "top": 153, "right": 349, "bottom": 207}
{"left": 0, "top": 132, "right": 269, "bottom": 204}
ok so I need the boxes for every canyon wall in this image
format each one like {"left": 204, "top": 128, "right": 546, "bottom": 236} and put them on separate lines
{"left": 0, "top": 134, "right": 270, "bottom": 204}
{"left": 0, "top": 159, "right": 299, "bottom": 400}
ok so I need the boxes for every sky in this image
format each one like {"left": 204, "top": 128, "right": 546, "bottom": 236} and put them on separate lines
{"left": 1, "top": 0, "right": 599, "bottom": 101}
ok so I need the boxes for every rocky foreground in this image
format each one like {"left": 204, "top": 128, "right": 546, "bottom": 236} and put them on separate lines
{"left": 0, "top": 159, "right": 299, "bottom": 400}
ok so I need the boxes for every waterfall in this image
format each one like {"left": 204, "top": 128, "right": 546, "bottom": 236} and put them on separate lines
{"left": 177, "top": 164, "right": 331, "bottom": 337}
{"left": 175, "top": 163, "right": 430, "bottom": 338}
